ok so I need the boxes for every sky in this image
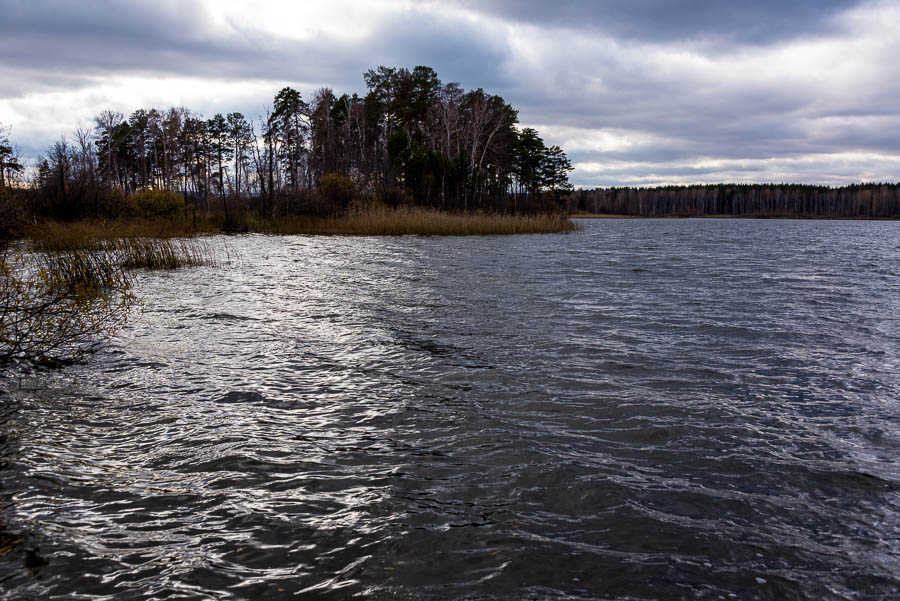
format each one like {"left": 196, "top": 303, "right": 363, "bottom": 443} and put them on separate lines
{"left": 1, "top": 0, "right": 898, "bottom": 188}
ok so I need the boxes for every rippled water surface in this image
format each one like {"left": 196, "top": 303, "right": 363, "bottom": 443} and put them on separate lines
{"left": 2, "top": 219, "right": 900, "bottom": 600}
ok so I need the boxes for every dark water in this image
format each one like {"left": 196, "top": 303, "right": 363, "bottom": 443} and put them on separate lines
{"left": 2, "top": 219, "right": 899, "bottom": 600}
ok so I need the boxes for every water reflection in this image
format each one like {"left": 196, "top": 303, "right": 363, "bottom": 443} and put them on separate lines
{"left": 2, "top": 220, "right": 900, "bottom": 600}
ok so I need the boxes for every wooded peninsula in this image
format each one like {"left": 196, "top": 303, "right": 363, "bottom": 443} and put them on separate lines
{"left": 0, "top": 65, "right": 577, "bottom": 237}
{"left": 1, "top": 64, "right": 898, "bottom": 239}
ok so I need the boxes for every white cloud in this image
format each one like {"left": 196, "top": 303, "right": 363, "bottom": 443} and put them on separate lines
{"left": 207, "top": 0, "right": 404, "bottom": 43}
{"left": 574, "top": 151, "right": 900, "bottom": 187}
{"left": 0, "top": 75, "right": 308, "bottom": 155}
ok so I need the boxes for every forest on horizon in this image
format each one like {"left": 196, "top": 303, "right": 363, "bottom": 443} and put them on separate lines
{"left": 569, "top": 183, "right": 900, "bottom": 218}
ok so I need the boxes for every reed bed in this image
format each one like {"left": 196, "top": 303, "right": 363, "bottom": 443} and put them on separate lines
{"left": 25, "top": 220, "right": 217, "bottom": 270}
{"left": 26, "top": 233, "right": 211, "bottom": 272}
{"left": 23, "top": 209, "right": 577, "bottom": 271}
{"left": 25, "top": 218, "right": 215, "bottom": 252}
{"left": 251, "top": 208, "right": 582, "bottom": 236}
{"left": 104, "top": 237, "right": 216, "bottom": 270}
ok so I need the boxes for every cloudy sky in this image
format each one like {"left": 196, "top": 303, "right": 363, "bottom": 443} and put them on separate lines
{"left": 1, "top": 0, "right": 898, "bottom": 187}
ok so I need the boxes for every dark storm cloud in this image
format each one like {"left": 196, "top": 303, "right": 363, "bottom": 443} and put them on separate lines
{"left": 0, "top": 1, "right": 510, "bottom": 97}
{"left": 364, "top": 11, "right": 511, "bottom": 90}
{"left": 1, "top": 1, "right": 221, "bottom": 70}
{"left": 508, "top": 16, "right": 900, "bottom": 174}
{"left": 0, "top": 0, "right": 515, "bottom": 163}
{"left": 0, "top": 0, "right": 324, "bottom": 89}
{"left": 460, "top": 0, "right": 863, "bottom": 45}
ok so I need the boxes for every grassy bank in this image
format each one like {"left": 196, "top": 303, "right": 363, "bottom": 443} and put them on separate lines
{"left": 569, "top": 213, "right": 646, "bottom": 219}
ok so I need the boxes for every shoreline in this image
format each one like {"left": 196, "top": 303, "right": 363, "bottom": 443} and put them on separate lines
{"left": 570, "top": 212, "right": 900, "bottom": 221}
{"left": 19, "top": 210, "right": 581, "bottom": 245}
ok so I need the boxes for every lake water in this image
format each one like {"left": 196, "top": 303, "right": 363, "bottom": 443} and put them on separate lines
{"left": 2, "top": 219, "right": 899, "bottom": 600}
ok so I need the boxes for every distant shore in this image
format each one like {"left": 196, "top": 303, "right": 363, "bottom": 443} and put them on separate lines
{"left": 570, "top": 183, "right": 900, "bottom": 219}
{"left": 570, "top": 212, "right": 900, "bottom": 221}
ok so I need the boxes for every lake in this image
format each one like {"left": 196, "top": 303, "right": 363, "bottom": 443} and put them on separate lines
{"left": 2, "top": 218, "right": 899, "bottom": 600}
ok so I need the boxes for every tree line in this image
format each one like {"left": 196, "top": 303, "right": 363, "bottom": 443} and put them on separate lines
{"left": 0, "top": 65, "right": 574, "bottom": 226}
{"left": 570, "top": 183, "right": 900, "bottom": 218}
{"left": 0, "top": 123, "right": 23, "bottom": 192}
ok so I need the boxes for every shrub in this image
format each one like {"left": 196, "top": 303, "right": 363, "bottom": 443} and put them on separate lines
{"left": 98, "top": 187, "right": 131, "bottom": 218}
{"left": 318, "top": 173, "right": 356, "bottom": 216}
{"left": 130, "top": 189, "right": 187, "bottom": 218}
{"left": 0, "top": 247, "right": 135, "bottom": 366}
{"left": 0, "top": 190, "right": 28, "bottom": 241}
{"left": 275, "top": 188, "right": 332, "bottom": 217}
{"left": 376, "top": 186, "right": 412, "bottom": 209}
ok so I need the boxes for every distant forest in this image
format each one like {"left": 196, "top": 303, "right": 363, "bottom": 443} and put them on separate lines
{"left": 0, "top": 65, "right": 575, "bottom": 225}
{"left": 570, "top": 183, "right": 900, "bottom": 218}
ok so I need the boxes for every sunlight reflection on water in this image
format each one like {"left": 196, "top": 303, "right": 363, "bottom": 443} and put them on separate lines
{"left": 2, "top": 220, "right": 900, "bottom": 600}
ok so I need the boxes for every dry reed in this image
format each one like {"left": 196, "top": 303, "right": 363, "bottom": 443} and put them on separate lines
{"left": 251, "top": 208, "right": 582, "bottom": 236}
{"left": 26, "top": 221, "right": 216, "bottom": 270}
{"left": 25, "top": 218, "right": 216, "bottom": 252}
{"left": 105, "top": 237, "right": 215, "bottom": 270}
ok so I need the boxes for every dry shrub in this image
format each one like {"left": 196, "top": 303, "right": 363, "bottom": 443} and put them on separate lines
{"left": 0, "top": 247, "right": 135, "bottom": 365}
{"left": 4, "top": 218, "right": 217, "bottom": 367}
{"left": 274, "top": 188, "right": 332, "bottom": 217}
{"left": 130, "top": 189, "right": 187, "bottom": 218}
{"left": 0, "top": 191, "right": 29, "bottom": 241}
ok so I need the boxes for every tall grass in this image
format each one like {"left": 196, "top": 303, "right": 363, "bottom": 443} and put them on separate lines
{"left": 26, "top": 209, "right": 579, "bottom": 246}
{"left": 251, "top": 208, "right": 582, "bottom": 236}
{"left": 105, "top": 237, "right": 215, "bottom": 270}
{"left": 26, "top": 220, "right": 217, "bottom": 270}
{"left": 24, "top": 218, "right": 217, "bottom": 251}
